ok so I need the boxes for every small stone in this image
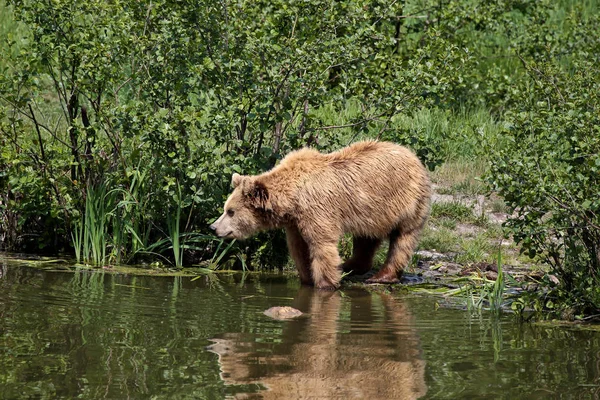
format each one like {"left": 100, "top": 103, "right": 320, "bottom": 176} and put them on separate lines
{"left": 263, "top": 306, "right": 304, "bottom": 320}
{"left": 485, "top": 271, "right": 498, "bottom": 281}
{"left": 416, "top": 250, "right": 448, "bottom": 261}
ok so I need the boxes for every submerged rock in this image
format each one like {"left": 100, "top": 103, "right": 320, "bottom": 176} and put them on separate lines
{"left": 263, "top": 306, "right": 304, "bottom": 320}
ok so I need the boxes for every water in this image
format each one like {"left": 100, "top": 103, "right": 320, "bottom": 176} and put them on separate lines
{"left": 1, "top": 261, "right": 600, "bottom": 399}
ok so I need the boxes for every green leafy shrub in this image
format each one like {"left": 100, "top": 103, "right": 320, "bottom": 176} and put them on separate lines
{"left": 0, "top": 0, "right": 457, "bottom": 263}
{"left": 1, "top": 0, "right": 599, "bottom": 285}
{"left": 486, "top": 58, "right": 600, "bottom": 318}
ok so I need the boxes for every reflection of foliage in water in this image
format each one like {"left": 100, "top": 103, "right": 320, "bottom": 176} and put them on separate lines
{"left": 1, "top": 265, "right": 600, "bottom": 397}
{"left": 0, "top": 268, "right": 227, "bottom": 398}
{"left": 417, "top": 310, "right": 600, "bottom": 398}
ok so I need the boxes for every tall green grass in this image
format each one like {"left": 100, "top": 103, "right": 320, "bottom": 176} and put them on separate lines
{"left": 72, "top": 173, "right": 152, "bottom": 266}
{"left": 70, "top": 172, "right": 242, "bottom": 268}
{"left": 72, "top": 184, "right": 111, "bottom": 265}
{"left": 0, "top": 0, "right": 25, "bottom": 70}
{"left": 167, "top": 183, "right": 184, "bottom": 268}
{"left": 464, "top": 251, "right": 507, "bottom": 314}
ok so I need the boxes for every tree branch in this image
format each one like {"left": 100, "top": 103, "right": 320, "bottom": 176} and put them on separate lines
{"left": 28, "top": 103, "right": 47, "bottom": 164}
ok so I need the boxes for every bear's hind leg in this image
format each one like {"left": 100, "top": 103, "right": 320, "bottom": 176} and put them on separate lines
{"left": 286, "top": 226, "right": 313, "bottom": 285}
{"left": 367, "top": 229, "right": 419, "bottom": 284}
{"left": 342, "top": 236, "right": 381, "bottom": 276}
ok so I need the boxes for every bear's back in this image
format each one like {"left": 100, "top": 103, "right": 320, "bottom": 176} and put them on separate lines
{"left": 284, "top": 141, "right": 431, "bottom": 237}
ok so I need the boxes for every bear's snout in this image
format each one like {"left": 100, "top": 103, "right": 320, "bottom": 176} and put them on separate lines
{"left": 209, "top": 219, "right": 223, "bottom": 236}
{"left": 209, "top": 215, "right": 233, "bottom": 238}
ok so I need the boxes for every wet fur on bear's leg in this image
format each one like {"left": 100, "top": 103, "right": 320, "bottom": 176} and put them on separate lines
{"left": 286, "top": 226, "right": 313, "bottom": 285}
{"left": 342, "top": 236, "right": 382, "bottom": 276}
{"left": 367, "top": 228, "right": 420, "bottom": 284}
{"left": 309, "top": 240, "right": 342, "bottom": 290}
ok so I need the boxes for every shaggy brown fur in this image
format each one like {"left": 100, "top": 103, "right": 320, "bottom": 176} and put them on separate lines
{"left": 210, "top": 141, "right": 431, "bottom": 289}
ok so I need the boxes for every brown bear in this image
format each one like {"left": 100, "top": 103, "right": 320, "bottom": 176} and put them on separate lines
{"left": 210, "top": 141, "right": 431, "bottom": 290}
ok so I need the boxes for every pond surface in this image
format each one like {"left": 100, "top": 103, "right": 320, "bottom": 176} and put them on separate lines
{"left": 1, "top": 259, "right": 600, "bottom": 399}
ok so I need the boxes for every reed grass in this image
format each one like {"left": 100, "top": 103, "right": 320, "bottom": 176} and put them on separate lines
{"left": 167, "top": 184, "right": 183, "bottom": 268}
{"left": 83, "top": 184, "right": 110, "bottom": 265}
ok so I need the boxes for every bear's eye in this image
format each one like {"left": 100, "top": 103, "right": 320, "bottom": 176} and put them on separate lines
{"left": 227, "top": 209, "right": 235, "bottom": 217}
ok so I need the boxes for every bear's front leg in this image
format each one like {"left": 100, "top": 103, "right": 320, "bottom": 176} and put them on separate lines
{"left": 285, "top": 226, "right": 313, "bottom": 286}
{"left": 309, "top": 241, "right": 342, "bottom": 290}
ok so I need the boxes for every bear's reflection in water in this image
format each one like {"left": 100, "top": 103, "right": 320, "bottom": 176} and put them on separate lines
{"left": 208, "top": 288, "right": 427, "bottom": 399}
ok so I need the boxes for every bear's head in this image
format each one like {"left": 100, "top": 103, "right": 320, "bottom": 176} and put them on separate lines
{"left": 210, "top": 173, "right": 273, "bottom": 240}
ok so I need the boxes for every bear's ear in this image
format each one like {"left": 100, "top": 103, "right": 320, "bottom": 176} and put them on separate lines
{"left": 232, "top": 173, "right": 245, "bottom": 188}
{"left": 246, "top": 181, "right": 272, "bottom": 212}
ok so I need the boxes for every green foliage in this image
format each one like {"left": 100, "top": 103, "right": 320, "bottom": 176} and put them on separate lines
{"left": 486, "top": 55, "right": 600, "bottom": 315}
{"left": 431, "top": 201, "right": 474, "bottom": 222}
{"left": 1, "top": 0, "right": 600, "bottom": 321}
{"left": 455, "top": 235, "right": 494, "bottom": 265}
{"left": 419, "top": 227, "right": 461, "bottom": 254}
{"left": 0, "top": 0, "right": 471, "bottom": 261}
